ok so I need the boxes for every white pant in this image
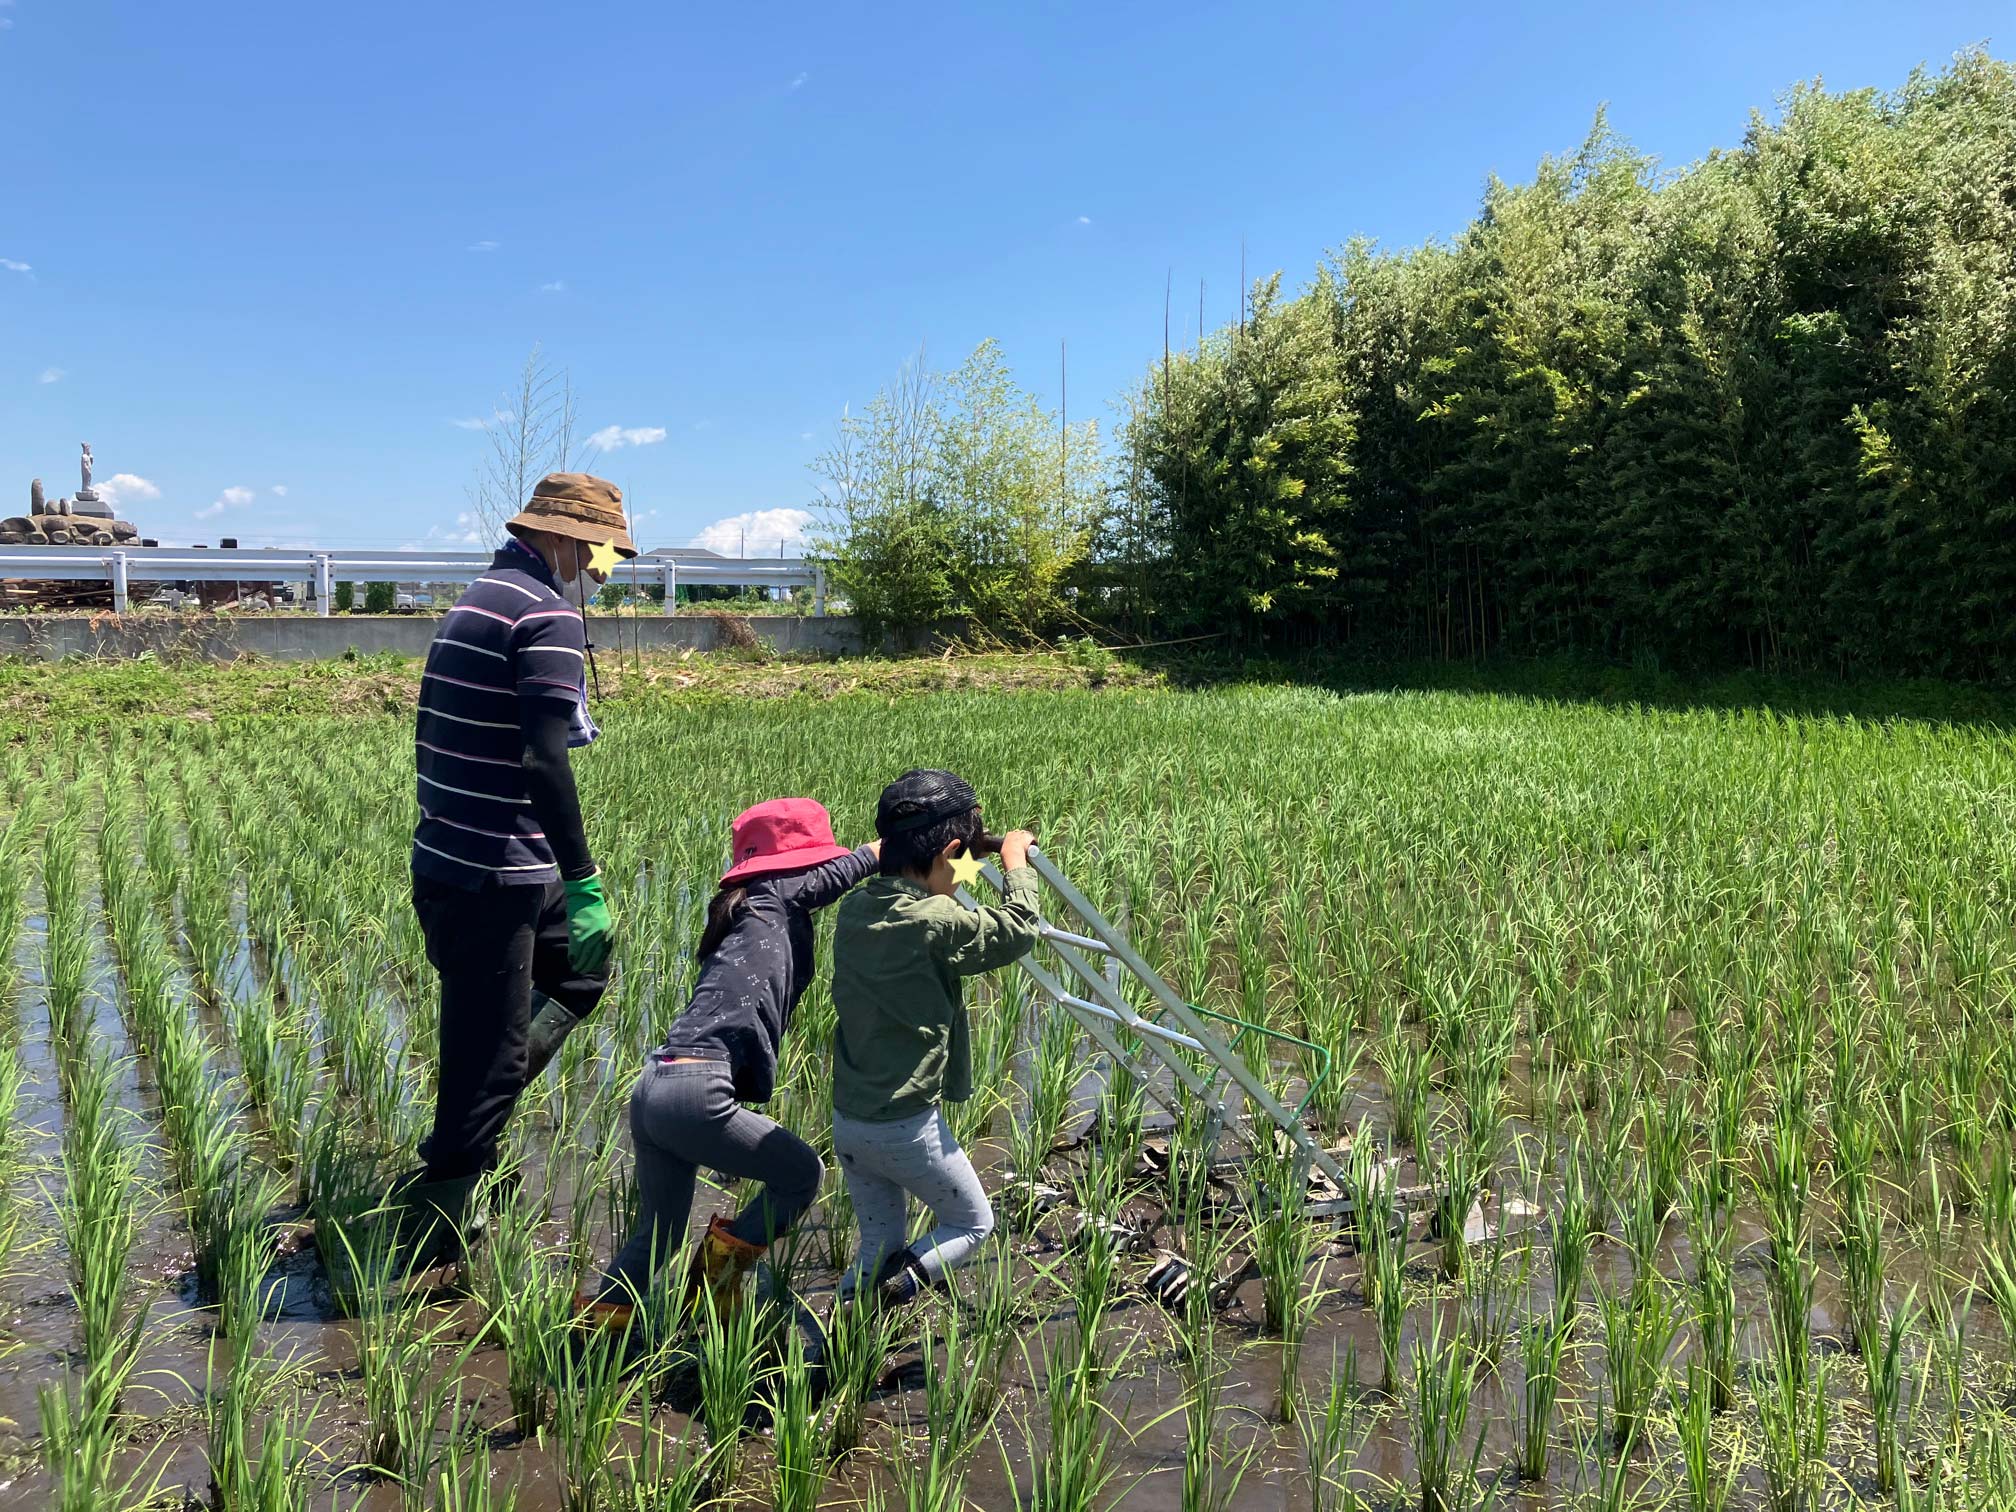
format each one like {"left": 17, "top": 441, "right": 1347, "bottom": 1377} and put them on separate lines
{"left": 832, "top": 1105, "right": 994, "bottom": 1295}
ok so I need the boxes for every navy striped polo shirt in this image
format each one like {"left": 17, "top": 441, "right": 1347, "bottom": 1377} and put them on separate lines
{"left": 410, "top": 541, "right": 591, "bottom": 888}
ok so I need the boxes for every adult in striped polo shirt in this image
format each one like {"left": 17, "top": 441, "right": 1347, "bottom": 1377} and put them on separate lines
{"left": 392, "top": 471, "right": 634, "bottom": 1260}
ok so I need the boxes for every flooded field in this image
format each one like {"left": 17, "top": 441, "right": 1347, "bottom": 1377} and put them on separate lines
{"left": 2, "top": 683, "right": 2014, "bottom": 1509}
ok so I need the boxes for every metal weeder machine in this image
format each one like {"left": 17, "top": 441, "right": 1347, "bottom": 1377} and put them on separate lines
{"left": 957, "top": 844, "right": 1358, "bottom": 1226}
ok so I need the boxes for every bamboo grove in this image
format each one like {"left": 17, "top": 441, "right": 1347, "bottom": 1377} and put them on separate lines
{"left": 1106, "top": 51, "right": 2016, "bottom": 680}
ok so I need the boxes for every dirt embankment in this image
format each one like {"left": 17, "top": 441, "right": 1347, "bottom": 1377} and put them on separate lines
{"left": 0, "top": 647, "right": 1163, "bottom": 734}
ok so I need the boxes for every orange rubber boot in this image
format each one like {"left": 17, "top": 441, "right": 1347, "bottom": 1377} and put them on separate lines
{"left": 571, "top": 1286, "right": 637, "bottom": 1335}
{"left": 686, "top": 1216, "right": 765, "bottom": 1317}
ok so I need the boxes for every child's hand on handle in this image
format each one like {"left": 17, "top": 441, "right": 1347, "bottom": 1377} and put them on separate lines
{"left": 998, "top": 830, "right": 1038, "bottom": 870}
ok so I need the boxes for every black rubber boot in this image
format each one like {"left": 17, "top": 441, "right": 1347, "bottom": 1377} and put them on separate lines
{"left": 873, "top": 1247, "right": 932, "bottom": 1311}
{"left": 386, "top": 1169, "right": 483, "bottom": 1269}
{"left": 523, "top": 993, "right": 581, "bottom": 1083}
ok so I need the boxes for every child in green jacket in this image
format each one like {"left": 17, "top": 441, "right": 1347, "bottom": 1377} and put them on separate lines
{"left": 830, "top": 769, "right": 1041, "bottom": 1305}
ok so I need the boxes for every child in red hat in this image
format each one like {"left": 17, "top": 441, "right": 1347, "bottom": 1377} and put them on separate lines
{"left": 577, "top": 797, "right": 877, "bottom": 1329}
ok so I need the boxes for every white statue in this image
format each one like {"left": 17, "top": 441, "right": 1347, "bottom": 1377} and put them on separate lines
{"left": 80, "top": 443, "right": 93, "bottom": 493}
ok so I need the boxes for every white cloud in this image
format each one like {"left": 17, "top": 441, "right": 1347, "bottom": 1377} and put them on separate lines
{"left": 271, "top": 484, "right": 288, "bottom": 497}
{"left": 586, "top": 423, "right": 667, "bottom": 452}
{"left": 0, "top": 259, "right": 26, "bottom": 274}
{"left": 1076, "top": 215, "right": 1092, "bottom": 225}
{"left": 449, "top": 415, "right": 493, "bottom": 430}
{"left": 37, "top": 367, "right": 63, "bottom": 384}
{"left": 696, "top": 507, "right": 813, "bottom": 557}
{"left": 196, "top": 485, "right": 256, "bottom": 520}
{"left": 97, "top": 473, "right": 161, "bottom": 507}
{"left": 467, "top": 239, "right": 499, "bottom": 252}
{"left": 788, "top": 71, "right": 808, "bottom": 90}
{"left": 404, "top": 513, "right": 486, "bottom": 551}
{"left": 540, "top": 280, "right": 567, "bottom": 293}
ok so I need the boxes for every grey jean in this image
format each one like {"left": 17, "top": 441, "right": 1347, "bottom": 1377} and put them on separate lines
{"left": 833, "top": 1105, "right": 994, "bottom": 1295}
{"left": 595, "top": 1057, "right": 823, "bottom": 1299}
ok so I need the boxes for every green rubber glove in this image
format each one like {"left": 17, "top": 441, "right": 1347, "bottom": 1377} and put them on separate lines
{"left": 563, "top": 872, "right": 615, "bottom": 974}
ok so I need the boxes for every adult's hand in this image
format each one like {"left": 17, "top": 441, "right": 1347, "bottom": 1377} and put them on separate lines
{"left": 564, "top": 872, "right": 616, "bottom": 973}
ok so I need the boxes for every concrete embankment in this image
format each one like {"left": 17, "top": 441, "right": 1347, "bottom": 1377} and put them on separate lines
{"left": 0, "top": 613, "right": 866, "bottom": 662}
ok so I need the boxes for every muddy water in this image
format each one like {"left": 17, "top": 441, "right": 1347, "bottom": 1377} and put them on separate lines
{"left": 1, "top": 911, "right": 2008, "bottom": 1512}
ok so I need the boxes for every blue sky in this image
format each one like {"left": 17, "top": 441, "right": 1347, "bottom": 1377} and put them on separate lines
{"left": 1, "top": 1, "right": 2004, "bottom": 552}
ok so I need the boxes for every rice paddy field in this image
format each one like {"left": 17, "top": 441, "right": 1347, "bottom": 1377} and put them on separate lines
{"left": 2, "top": 669, "right": 2015, "bottom": 1511}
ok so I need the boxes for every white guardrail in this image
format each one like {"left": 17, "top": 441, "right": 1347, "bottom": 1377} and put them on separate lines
{"left": 0, "top": 546, "right": 826, "bottom": 617}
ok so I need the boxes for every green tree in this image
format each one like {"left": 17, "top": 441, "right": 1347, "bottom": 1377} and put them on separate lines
{"left": 364, "top": 582, "right": 395, "bottom": 614}
{"left": 334, "top": 581, "right": 355, "bottom": 613}
{"left": 813, "top": 342, "right": 1098, "bottom": 646}
{"left": 1109, "top": 49, "right": 2016, "bottom": 683}
{"left": 1117, "top": 274, "right": 1354, "bottom": 640}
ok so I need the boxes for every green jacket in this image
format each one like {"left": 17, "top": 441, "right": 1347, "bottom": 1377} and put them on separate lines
{"left": 831, "top": 866, "right": 1043, "bottom": 1122}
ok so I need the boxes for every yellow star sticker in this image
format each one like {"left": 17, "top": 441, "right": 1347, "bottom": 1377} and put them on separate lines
{"left": 948, "top": 850, "right": 985, "bottom": 889}
{"left": 587, "top": 538, "right": 622, "bottom": 576}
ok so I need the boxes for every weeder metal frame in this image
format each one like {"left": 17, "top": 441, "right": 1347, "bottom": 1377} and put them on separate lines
{"left": 960, "top": 845, "right": 1353, "bottom": 1217}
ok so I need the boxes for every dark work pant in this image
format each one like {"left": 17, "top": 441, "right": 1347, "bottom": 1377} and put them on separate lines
{"left": 412, "top": 875, "right": 608, "bottom": 1180}
{"left": 593, "top": 1057, "right": 824, "bottom": 1300}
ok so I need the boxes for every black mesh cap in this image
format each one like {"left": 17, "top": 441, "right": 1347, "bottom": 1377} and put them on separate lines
{"left": 875, "top": 768, "right": 980, "bottom": 837}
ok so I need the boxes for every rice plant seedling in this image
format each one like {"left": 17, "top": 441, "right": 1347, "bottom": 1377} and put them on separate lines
{"left": 1173, "top": 1315, "right": 1246, "bottom": 1512}
{"left": 1551, "top": 1153, "right": 1594, "bottom": 1331}
{"left": 1865, "top": 1290, "right": 1920, "bottom": 1498}
{"left": 217, "top": 1163, "right": 288, "bottom": 1343}
{"left": 1517, "top": 1303, "right": 1573, "bottom": 1481}
{"left": 1597, "top": 1278, "right": 1677, "bottom": 1451}
{"left": 1641, "top": 1080, "right": 1690, "bottom": 1221}
{"left": 1926, "top": 1277, "right": 1975, "bottom": 1454}
{"left": 203, "top": 1335, "right": 320, "bottom": 1512}
{"left": 821, "top": 1287, "right": 902, "bottom": 1456}
{"left": 1016, "top": 1303, "right": 1128, "bottom": 1512}
{"left": 1834, "top": 1104, "right": 1886, "bottom": 1353}
{"left": 962, "top": 1232, "right": 1026, "bottom": 1408}
{"left": 40, "top": 808, "right": 93, "bottom": 1058}
{"left": 37, "top": 1348, "right": 165, "bottom": 1512}
{"left": 341, "top": 1225, "right": 471, "bottom": 1480}
{"left": 0, "top": 799, "right": 39, "bottom": 1004}
{"left": 1010, "top": 1006, "right": 1086, "bottom": 1226}
{"left": 1684, "top": 1171, "right": 1736, "bottom": 1414}
{"left": 0, "top": 1038, "right": 24, "bottom": 1266}
{"left": 1348, "top": 1135, "right": 1407, "bottom": 1395}
{"left": 1300, "top": 1346, "right": 1366, "bottom": 1512}
{"left": 1755, "top": 1321, "right": 1829, "bottom": 1512}
{"left": 695, "top": 1279, "right": 768, "bottom": 1488}
{"left": 1408, "top": 1303, "right": 1485, "bottom": 1512}
{"left": 1249, "top": 1140, "right": 1322, "bottom": 1420}
{"left": 55, "top": 1045, "right": 146, "bottom": 1405}
{"left": 768, "top": 1321, "right": 823, "bottom": 1512}
{"left": 421, "top": 1395, "right": 520, "bottom": 1512}
{"left": 1677, "top": 1364, "right": 1735, "bottom": 1512}
{"left": 469, "top": 1177, "right": 575, "bottom": 1435}
{"left": 888, "top": 1303, "right": 1004, "bottom": 1512}
{"left": 547, "top": 1320, "right": 657, "bottom": 1512}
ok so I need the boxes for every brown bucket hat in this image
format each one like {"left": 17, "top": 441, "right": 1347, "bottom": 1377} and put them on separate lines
{"left": 505, "top": 472, "right": 639, "bottom": 558}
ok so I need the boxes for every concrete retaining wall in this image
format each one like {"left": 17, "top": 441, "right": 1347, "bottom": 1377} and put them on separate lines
{"left": 0, "top": 613, "right": 868, "bottom": 662}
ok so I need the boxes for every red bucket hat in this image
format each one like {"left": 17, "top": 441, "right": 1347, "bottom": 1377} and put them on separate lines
{"left": 721, "top": 798, "right": 854, "bottom": 886}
